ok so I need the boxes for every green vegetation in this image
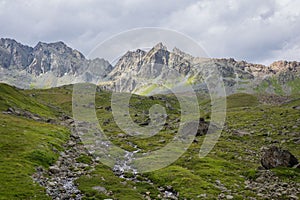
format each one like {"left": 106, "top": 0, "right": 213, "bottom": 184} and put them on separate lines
{"left": 77, "top": 164, "right": 147, "bottom": 200}
{"left": 0, "top": 83, "right": 57, "bottom": 117}
{"left": 0, "top": 84, "right": 70, "bottom": 199}
{"left": 255, "top": 75, "right": 300, "bottom": 96}
{"left": 270, "top": 77, "right": 284, "bottom": 95}
{"left": 76, "top": 154, "right": 93, "bottom": 165}
{"left": 0, "top": 113, "right": 69, "bottom": 199}
{"left": 271, "top": 168, "right": 300, "bottom": 182}
{"left": 226, "top": 93, "right": 259, "bottom": 109}
{"left": 0, "top": 83, "right": 300, "bottom": 199}
{"left": 287, "top": 77, "right": 300, "bottom": 95}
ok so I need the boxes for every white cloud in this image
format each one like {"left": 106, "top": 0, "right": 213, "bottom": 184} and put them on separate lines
{"left": 0, "top": 0, "right": 299, "bottom": 64}
{"left": 161, "top": 0, "right": 300, "bottom": 64}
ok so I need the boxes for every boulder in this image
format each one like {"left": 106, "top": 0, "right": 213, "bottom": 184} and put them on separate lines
{"left": 104, "top": 106, "right": 112, "bottom": 111}
{"left": 196, "top": 118, "right": 209, "bottom": 136}
{"left": 232, "top": 130, "right": 250, "bottom": 137}
{"left": 7, "top": 107, "right": 15, "bottom": 113}
{"left": 49, "top": 166, "right": 60, "bottom": 174}
{"left": 292, "top": 106, "right": 300, "bottom": 110}
{"left": 261, "top": 146, "right": 299, "bottom": 169}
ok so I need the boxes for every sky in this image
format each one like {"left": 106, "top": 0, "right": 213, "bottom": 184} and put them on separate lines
{"left": 1, "top": 0, "right": 300, "bottom": 65}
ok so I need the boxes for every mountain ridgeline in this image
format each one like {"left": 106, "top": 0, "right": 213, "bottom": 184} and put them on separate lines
{"left": 1, "top": 38, "right": 300, "bottom": 95}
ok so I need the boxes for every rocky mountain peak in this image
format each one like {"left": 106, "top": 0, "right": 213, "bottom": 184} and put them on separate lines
{"left": 153, "top": 42, "right": 167, "bottom": 51}
{"left": 122, "top": 49, "right": 146, "bottom": 58}
{"left": 0, "top": 38, "right": 33, "bottom": 70}
{"left": 27, "top": 40, "right": 88, "bottom": 76}
{"left": 33, "top": 41, "right": 85, "bottom": 60}
{"left": 141, "top": 43, "right": 170, "bottom": 66}
{"left": 0, "top": 38, "right": 31, "bottom": 50}
{"left": 0, "top": 38, "right": 18, "bottom": 47}
{"left": 172, "top": 47, "right": 186, "bottom": 56}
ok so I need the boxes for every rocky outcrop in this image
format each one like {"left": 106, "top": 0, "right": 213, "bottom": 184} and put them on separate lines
{"left": 261, "top": 146, "right": 299, "bottom": 169}
{"left": 269, "top": 60, "right": 300, "bottom": 74}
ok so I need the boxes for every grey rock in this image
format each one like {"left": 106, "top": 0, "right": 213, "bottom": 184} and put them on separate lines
{"left": 92, "top": 186, "right": 107, "bottom": 193}
{"left": 49, "top": 166, "right": 60, "bottom": 174}
{"left": 292, "top": 106, "right": 300, "bottom": 110}
{"left": 117, "top": 133, "right": 126, "bottom": 138}
{"left": 261, "top": 146, "right": 299, "bottom": 169}
{"left": 232, "top": 130, "right": 250, "bottom": 137}
{"left": 226, "top": 195, "right": 234, "bottom": 199}
{"left": 0, "top": 38, "right": 34, "bottom": 70}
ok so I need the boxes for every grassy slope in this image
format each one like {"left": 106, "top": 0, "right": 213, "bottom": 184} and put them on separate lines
{"left": 0, "top": 83, "right": 58, "bottom": 118}
{"left": 1, "top": 83, "right": 300, "bottom": 199}
{"left": 255, "top": 76, "right": 300, "bottom": 96}
{"left": 0, "top": 84, "right": 70, "bottom": 200}
{"left": 22, "top": 84, "right": 73, "bottom": 116}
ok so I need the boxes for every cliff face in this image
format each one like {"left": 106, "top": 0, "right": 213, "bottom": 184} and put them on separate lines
{"left": 0, "top": 38, "right": 34, "bottom": 70}
{"left": 28, "top": 41, "right": 86, "bottom": 77}
{"left": 1, "top": 38, "right": 300, "bottom": 95}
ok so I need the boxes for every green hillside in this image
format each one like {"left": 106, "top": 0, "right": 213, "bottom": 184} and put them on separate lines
{"left": 0, "top": 84, "right": 70, "bottom": 199}
{"left": 0, "top": 83, "right": 299, "bottom": 199}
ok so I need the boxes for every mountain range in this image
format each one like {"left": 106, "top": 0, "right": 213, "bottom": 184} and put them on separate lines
{"left": 1, "top": 38, "right": 300, "bottom": 95}
{"left": 1, "top": 38, "right": 300, "bottom": 199}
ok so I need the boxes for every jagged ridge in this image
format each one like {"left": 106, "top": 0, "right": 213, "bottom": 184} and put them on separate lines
{"left": 1, "top": 38, "right": 300, "bottom": 95}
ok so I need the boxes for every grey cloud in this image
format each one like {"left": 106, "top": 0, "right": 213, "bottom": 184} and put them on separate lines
{"left": 162, "top": 0, "right": 300, "bottom": 64}
{"left": 0, "top": 0, "right": 299, "bottom": 64}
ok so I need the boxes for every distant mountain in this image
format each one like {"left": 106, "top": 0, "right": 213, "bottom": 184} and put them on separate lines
{"left": 0, "top": 38, "right": 112, "bottom": 88}
{"left": 101, "top": 42, "right": 300, "bottom": 95}
{"left": 1, "top": 38, "right": 300, "bottom": 95}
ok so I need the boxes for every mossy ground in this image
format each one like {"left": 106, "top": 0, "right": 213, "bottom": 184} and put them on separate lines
{"left": 1, "top": 83, "right": 300, "bottom": 199}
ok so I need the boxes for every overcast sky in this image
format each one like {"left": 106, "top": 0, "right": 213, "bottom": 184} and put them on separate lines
{"left": 1, "top": 0, "right": 300, "bottom": 65}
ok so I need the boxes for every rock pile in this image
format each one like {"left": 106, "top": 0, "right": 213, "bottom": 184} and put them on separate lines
{"left": 245, "top": 170, "right": 300, "bottom": 199}
{"left": 32, "top": 130, "right": 96, "bottom": 200}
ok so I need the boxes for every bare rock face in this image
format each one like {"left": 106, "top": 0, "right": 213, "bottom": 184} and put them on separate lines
{"left": 28, "top": 41, "right": 86, "bottom": 76}
{"left": 0, "top": 38, "right": 34, "bottom": 70}
{"left": 261, "top": 146, "right": 299, "bottom": 169}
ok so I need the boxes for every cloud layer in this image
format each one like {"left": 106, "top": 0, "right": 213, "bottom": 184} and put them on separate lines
{"left": 0, "top": 0, "right": 299, "bottom": 64}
